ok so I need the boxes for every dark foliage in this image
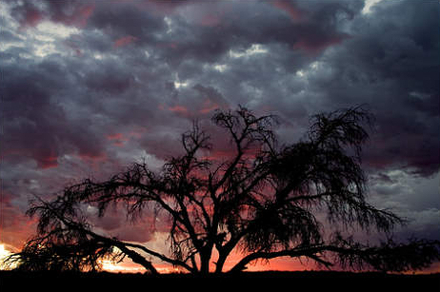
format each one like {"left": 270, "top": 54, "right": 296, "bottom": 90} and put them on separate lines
{"left": 6, "top": 106, "right": 440, "bottom": 274}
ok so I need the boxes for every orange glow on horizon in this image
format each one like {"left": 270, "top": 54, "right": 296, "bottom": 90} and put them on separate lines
{"left": 98, "top": 249, "right": 313, "bottom": 274}
{"left": 0, "top": 244, "right": 18, "bottom": 270}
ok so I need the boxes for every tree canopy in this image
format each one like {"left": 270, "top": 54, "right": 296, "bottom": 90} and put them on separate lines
{"left": 7, "top": 106, "right": 440, "bottom": 274}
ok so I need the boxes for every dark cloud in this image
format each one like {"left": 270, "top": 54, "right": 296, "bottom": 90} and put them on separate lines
{"left": 85, "top": 63, "right": 135, "bottom": 95}
{"left": 88, "top": 2, "right": 165, "bottom": 41}
{"left": 8, "top": 0, "right": 94, "bottom": 29}
{"left": 302, "top": 0, "right": 440, "bottom": 176}
{"left": 1, "top": 56, "right": 105, "bottom": 169}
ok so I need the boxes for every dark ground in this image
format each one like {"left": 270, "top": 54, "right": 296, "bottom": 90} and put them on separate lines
{"left": 1, "top": 271, "right": 439, "bottom": 291}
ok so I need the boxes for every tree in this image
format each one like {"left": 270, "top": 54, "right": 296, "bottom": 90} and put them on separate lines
{"left": 8, "top": 106, "right": 440, "bottom": 274}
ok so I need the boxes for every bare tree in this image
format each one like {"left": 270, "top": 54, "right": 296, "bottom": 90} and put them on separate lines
{"left": 8, "top": 106, "right": 440, "bottom": 274}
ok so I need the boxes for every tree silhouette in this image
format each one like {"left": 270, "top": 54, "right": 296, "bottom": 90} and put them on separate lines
{"left": 7, "top": 106, "right": 440, "bottom": 274}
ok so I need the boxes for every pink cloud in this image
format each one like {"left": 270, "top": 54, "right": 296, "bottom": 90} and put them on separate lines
{"left": 272, "top": 0, "right": 304, "bottom": 22}
{"left": 39, "top": 156, "right": 58, "bottom": 169}
{"left": 50, "top": 3, "right": 95, "bottom": 28}
{"left": 114, "top": 35, "right": 138, "bottom": 48}
{"left": 168, "top": 105, "right": 189, "bottom": 115}
{"left": 199, "top": 99, "right": 220, "bottom": 114}
{"left": 19, "top": 8, "right": 44, "bottom": 29}
{"left": 107, "top": 133, "right": 124, "bottom": 140}
{"left": 34, "top": 147, "right": 59, "bottom": 169}
{"left": 107, "top": 133, "right": 129, "bottom": 147}
{"left": 159, "top": 104, "right": 194, "bottom": 118}
{"left": 76, "top": 4, "right": 95, "bottom": 28}
{"left": 293, "top": 35, "right": 349, "bottom": 54}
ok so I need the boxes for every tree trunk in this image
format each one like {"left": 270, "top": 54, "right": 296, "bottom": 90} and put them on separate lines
{"left": 215, "top": 253, "right": 227, "bottom": 274}
{"left": 199, "top": 257, "right": 210, "bottom": 274}
{"left": 199, "top": 249, "right": 212, "bottom": 274}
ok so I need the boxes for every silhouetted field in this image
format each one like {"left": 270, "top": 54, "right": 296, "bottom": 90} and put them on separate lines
{"left": 1, "top": 271, "right": 439, "bottom": 291}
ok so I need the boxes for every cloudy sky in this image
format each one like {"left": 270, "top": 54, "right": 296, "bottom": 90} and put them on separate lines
{"left": 1, "top": 0, "right": 439, "bottom": 272}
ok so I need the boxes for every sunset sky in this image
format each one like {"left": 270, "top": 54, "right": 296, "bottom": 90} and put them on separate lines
{"left": 1, "top": 0, "right": 439, "bottom": 272}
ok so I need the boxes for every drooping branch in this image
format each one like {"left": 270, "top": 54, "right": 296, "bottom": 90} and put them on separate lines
{"left": 22, "top": 194, "right": 203, "bottom": 273}
{"left": 26, "top": 196, "right": 159, "bottom": 273}
{"left": 229, "top": 238, "right": 440, "bottom": 273}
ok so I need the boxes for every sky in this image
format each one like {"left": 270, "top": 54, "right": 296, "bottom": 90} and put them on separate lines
{"left": 1, "top": 0, "right": 439, "bottom": 273}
